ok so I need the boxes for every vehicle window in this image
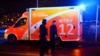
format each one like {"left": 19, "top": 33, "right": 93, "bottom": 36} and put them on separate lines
{"left": 14, "top": 18, "right": 27, "bottom": 27}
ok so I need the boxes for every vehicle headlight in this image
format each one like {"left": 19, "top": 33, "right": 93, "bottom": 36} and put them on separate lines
{"left": 5, "top": 29, "right": 8, "bottom": 33}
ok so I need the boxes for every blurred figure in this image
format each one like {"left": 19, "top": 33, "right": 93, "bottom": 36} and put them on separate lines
{"left": 39, "top": 19, "right": 48, "bottom": 56}
{"left": 50, "top": 20, "right": 58, "bottom": 55}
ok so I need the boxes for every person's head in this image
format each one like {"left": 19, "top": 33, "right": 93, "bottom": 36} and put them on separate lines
{"left": 42, "top": 19, "right": 46, "bottom": 25}
{"left": 52, "top": 20, "right": 56, "bottom": 25}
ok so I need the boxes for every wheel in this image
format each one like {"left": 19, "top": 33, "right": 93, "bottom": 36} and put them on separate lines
{"left": 8, "top": 35, "right": 17, "bottom": 43}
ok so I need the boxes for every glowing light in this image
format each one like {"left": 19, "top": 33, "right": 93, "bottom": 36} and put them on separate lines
{"left": 73, "top": 49, "right": 81, "bottom": 56}
{"left": 79, "top": 4, "right": 85, "bottom": 11}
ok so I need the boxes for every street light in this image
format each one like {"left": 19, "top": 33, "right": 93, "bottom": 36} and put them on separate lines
{"left": 37, "top": 0, "right": 39, "bottom": 8}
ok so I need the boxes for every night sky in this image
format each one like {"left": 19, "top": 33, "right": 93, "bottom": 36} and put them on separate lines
{"left": 0, "top": 0, "right": 99, "bottom": 15}
{"left": 0, "top": 0, "right": 80, "bottom": 13}
{"left": 0, "top": 0, "right": 36, "bottom": 13}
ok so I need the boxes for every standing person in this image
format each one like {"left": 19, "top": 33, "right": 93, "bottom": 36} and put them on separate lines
{"left": 50, "top": 20, "right": 58, "bottom": 55}
{"left": 39, "top": 19, "right": 48, "bottom": 56}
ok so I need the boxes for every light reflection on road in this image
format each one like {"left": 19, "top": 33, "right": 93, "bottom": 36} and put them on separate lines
{"left": 73, "top": 48, "right": 82, "bottom": 56}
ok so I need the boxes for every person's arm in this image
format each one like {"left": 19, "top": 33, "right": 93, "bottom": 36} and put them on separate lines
{"left": 55, "top": 25, "right": 58, "bottom": 37}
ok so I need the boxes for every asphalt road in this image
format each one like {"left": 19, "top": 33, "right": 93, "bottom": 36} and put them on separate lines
{"left": 0, "top": 39, "right": 100, "bottom": 56}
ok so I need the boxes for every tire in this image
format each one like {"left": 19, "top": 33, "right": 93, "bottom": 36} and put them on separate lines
{"left": 8, "top": 35, "right": 17, "bottom": 43}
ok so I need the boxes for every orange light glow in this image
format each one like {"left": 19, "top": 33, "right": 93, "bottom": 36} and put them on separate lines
{"left": 73, "top": 49, "right": 82, "bottom": 56}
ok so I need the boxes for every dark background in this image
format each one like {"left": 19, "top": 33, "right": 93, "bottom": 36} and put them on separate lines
{"left": 0, "top": 0, "right": 99, "bottom": 14}
{"left": 0, "top": 0, "right": 79, "bottom": 13}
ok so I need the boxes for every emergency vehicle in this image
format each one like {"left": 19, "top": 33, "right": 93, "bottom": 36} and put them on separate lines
{"left": 4, "top": 6, "right": 83, "bottom": 43}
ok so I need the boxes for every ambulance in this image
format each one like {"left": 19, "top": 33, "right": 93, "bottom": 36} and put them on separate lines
{"left": 4, "top": 6, "right": 83, "bottom": 43}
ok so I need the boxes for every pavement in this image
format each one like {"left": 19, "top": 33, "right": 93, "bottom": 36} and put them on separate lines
{"left": 0, "top": 39, "right": 7, "bottom": 44}
{"left": 0, "top": 39, "right": 100, "bottom": 56}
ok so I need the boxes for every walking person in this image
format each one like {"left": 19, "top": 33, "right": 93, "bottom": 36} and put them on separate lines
{"left": 39, "top": 19, "right": 48, "bottom": 56}
{"left": 50, "top": 20, "right": 58, "bottom": 55}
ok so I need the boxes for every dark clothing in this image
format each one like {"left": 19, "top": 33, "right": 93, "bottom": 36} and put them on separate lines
{"left": 50, "top": 25, "right": 58, "bottom": 42}
{"left": 39, "top": 24, "right": 48, "bottom": 56}
{"left": 40, "top": 24, "right": 47, "bottom": 42}
{"left": 50, "top": 24, "right": 58, "bottom": 54}
{"left": 50, "top": 25, "right": 57, "bottom": 37}
{"left": 40, "top": 42, "right": 48, "bottom": 56}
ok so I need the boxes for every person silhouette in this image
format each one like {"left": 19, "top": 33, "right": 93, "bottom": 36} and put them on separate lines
{"left": 39, "top": 19, "right": 48, "bottom": 56}
{"left": 50, "top": 20, "right": 58, "bottom": 55}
